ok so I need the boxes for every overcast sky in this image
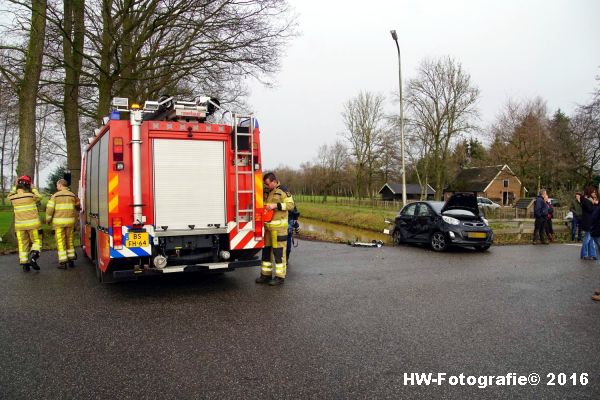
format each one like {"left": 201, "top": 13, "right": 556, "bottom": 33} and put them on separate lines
{"left": 247, "top": 0, "right": 600, "bottom": 171}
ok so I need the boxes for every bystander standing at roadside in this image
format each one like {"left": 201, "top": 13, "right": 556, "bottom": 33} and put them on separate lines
{"left": 589, "top": 204, "right": 600, "bottom": 301}
{"left": 532, "top": 189, "right": 549, "bottom": 245}
{"left": 545, "top": 198, "right": 555, "bottom": 242}
{"left": 570, "top": 192, "right": 583, "bottom": 241}
{"left": 580, "top": 186, "right": 597, "bottom": 260}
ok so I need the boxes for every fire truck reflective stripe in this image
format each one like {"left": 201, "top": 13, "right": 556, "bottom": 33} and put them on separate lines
{"left": 109, "top": 175, "right": 118, "bottom": 192}
{"left": 236, "top": 231, "right": 254, "bottom": 249}
{"left": 108, "top": 175, "right": 119, "bottom": 212}
{"left": 243, "top": 237, "right": 263, "bottom": 249}
{"left": 110, "top": 246, "right": 151, "bottom": 258}
{"left": 255, "top": 172, "right": 263, "bottom": 208}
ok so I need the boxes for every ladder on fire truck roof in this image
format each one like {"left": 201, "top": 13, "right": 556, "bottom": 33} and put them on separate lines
{"left": 233, "top": 114, "right": 255, "bottom": 230}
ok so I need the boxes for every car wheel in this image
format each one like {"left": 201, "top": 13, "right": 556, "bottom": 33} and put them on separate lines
{"left": 476, "top": 244, "right": 491, "bottom": 252}
{"left": 430, "top": 231, "right": 447, "bottom": 252}
{"left": 392, "top": 229, "right": 404, "bottom": 245}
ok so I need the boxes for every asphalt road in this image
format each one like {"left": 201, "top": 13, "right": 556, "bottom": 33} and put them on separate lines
{"left": 1, "top": 241, "right": 599, "bottom": 399}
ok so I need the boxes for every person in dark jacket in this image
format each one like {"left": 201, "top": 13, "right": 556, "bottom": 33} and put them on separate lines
{"left": 589, "top": 206, "right": 600, "bottom": 301}
{"left": 580, "top": 186, "right": 597, "bottom": 260}
{"left": 286, "top": 206, "right": 300, "bottom": 267}
{"left": 545, "top": 199, "right": 554, "bottom": 242}
{"left": 532, "top": 189, "right": 549, "bottom": 245}
{"left": 570, "top": 192, "right": 583, "bottom": 241}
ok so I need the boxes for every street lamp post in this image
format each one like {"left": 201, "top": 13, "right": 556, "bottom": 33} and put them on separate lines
{"left": 390, "top": 30, "right": 407, "bottom": 206}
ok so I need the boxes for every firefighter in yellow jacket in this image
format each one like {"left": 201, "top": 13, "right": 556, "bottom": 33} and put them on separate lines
{"left": 256, "top": 172, "right": 295, "bottom": 286}
{"left": 46, "top": 179, "right": 80, "bottom": 269}
{"left": 8, "top": 176, "right": 42, "bottom": 272}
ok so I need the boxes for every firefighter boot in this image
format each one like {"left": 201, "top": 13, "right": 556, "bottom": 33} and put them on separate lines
{"left": 57, "top": 262, "right": 68, "bottom": 270}
{"left": 255, "top": 275, "right": 272, "bottom": 284}
{"left": 29, "top": 250, "right": 40, "bottom": 270}
{"left": 268, "top": 277, "right": 285, "bottom": 286}
{"left": 21, "top": 263, "right": 31, "bottom": 272}
{"left": 68, "top": 260, "right": 75, "bottom": 268}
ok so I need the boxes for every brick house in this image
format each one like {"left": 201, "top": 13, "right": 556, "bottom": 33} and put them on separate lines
{"left": 444, "top": 164, "right": 526, "bottom": 206}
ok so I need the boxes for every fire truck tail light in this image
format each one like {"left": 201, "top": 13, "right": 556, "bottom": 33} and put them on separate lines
{"left": 113, "top": 217, "right": 123, "bottom": 249}
{"left": 113, "top": 137, "right": 124, "bottom": 162}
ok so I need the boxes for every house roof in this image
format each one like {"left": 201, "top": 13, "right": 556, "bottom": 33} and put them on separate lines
{"left": 446, "top": 164, "right": 521, "bottom": 192}
{"left": 378, "top": 183, "right": 436, "bottom": 195}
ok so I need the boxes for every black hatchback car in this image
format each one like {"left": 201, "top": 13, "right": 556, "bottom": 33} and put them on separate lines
{"left": 390, "top": 193, "right": 494, "bottom": 251}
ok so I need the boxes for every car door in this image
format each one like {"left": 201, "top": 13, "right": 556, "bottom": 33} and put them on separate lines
{"left": 414, "top": 203, "right": 434, "bottom": 240}
{"left": 396, "top": 203, "right": 417, "bottom": 241}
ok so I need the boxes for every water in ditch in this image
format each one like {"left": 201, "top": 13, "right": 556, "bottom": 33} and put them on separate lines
{"left": 300, "top": 217, "right": 392, "bottom": 244}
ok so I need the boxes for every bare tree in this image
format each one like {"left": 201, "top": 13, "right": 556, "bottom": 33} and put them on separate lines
{"left": 487, "top": 98, "right": 549, "bottom": 194}
{"left": 0, "top": 0, "right": 48, "bottom": 179}
{"left": 341, "top": 91, "right": 386, "bottom": 199}
{"left": 315, "top": 140, "right": 347, "bottom": 201}
{"left": 405, "top": 56, "right": 479, "bottom": 199}
{"left": 570, "top": 84, "right": 600, "bottom": 186}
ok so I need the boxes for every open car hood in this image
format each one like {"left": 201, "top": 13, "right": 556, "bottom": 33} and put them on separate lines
{"left": 441, "top": 193, "right": 480, "bottom": 216}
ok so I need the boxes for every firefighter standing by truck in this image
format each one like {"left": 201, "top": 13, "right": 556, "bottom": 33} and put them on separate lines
{"left": 256, "top": 172, "right": 295, "bottom": 286}
{"left": 8, "top": 176, "right": 42, "bottom": 272}
{"left": 46, "top": 179, "right": 80, "bottom": 269}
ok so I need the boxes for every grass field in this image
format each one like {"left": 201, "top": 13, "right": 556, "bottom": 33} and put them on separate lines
{"left": 296, "top": 201, "right": 397, "bottom": 232}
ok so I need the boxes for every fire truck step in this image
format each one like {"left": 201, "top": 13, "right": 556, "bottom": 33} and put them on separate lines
{"left": 238, "top": 190, "right": 253, "bottom": 193}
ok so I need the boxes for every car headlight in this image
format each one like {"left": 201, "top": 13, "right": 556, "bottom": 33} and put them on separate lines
{"left": 482, "top": 218, "right": 489, "bottom": 226}
{"left": 442, "top": 216, "right": 460, "bottom": 225}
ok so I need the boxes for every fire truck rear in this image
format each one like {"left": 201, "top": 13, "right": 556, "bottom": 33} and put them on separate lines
{"left": 80, "top": 96, "right": 264, "bottom": 282}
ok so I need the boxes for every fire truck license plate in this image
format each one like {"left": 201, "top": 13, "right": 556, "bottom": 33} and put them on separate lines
{"left": 126, "top": 232, "right": 149, "bottom": 247}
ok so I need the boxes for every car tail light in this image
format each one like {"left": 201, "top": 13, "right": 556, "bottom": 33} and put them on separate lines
{"left": 113, "top": 217, "right": 123, "bottom": 249}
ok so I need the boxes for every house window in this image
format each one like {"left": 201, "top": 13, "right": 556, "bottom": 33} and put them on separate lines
{"left": 503, "top": 179, "right": 509, "bottom": 188}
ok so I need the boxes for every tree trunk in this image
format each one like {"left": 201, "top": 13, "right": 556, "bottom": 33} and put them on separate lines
{"left": 1, "top": 118, "right": 7, "bottom": 205}
{"left": 8, "top": 0, "right": 47, "bottom": 245}
{"left": 97, "top": 0, "right": 114, "bottom": 120}
{"left": 16, "top": 0, "right": 47, "bottom": 178}
{"left": 63, "top": 0, "right": 85, "bottom": 191}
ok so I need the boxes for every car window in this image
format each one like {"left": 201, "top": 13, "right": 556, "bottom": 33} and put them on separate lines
{"left": 403, "top": 204, "right": 416, "bottom": 216}
{"left": 416, "top": 204, "right": 432, "bottom": 216}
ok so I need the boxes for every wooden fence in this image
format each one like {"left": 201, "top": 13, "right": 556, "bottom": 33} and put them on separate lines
{"left": 295, "top": 195, "right": 570, "bottom": 220}
{"left": 492, "top": 219, "right": 571, "bottom": 238}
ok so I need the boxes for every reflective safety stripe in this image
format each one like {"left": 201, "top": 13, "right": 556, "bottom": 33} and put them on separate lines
{"left": 14, "top": 204, "right": 38, "bottom": 211}
{"left": 261, "top": 261, "right": 273, "bottom": 274}
{"left": 52, "top": 217, "right": 75, "bottom": 225}
{"left": 54, "top": 204, "right": 74, "bottom": 210}
{"left": 15, "top": 219, "right": 41, "bottom": 227}
{"left": 275, "top": 263, "right": 286, "bottom": 278}
{"left": 265, "top": 219, "right": 288, "bottom": 229}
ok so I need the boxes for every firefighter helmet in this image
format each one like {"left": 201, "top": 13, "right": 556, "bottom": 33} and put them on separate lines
{"left": 17, "top": 175, "right": 32, "bottom": 185}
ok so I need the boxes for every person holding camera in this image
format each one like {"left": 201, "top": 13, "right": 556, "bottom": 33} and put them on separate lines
{"left": 8, "top": 176, "right": 42, "bottom": 272}
{"left": 286, "top": 206, "right": 300, "bottom": 267}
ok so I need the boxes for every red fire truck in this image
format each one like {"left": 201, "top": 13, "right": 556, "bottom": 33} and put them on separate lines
{"left": 80, "top": 96, "right": 264, "bottom": 282}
